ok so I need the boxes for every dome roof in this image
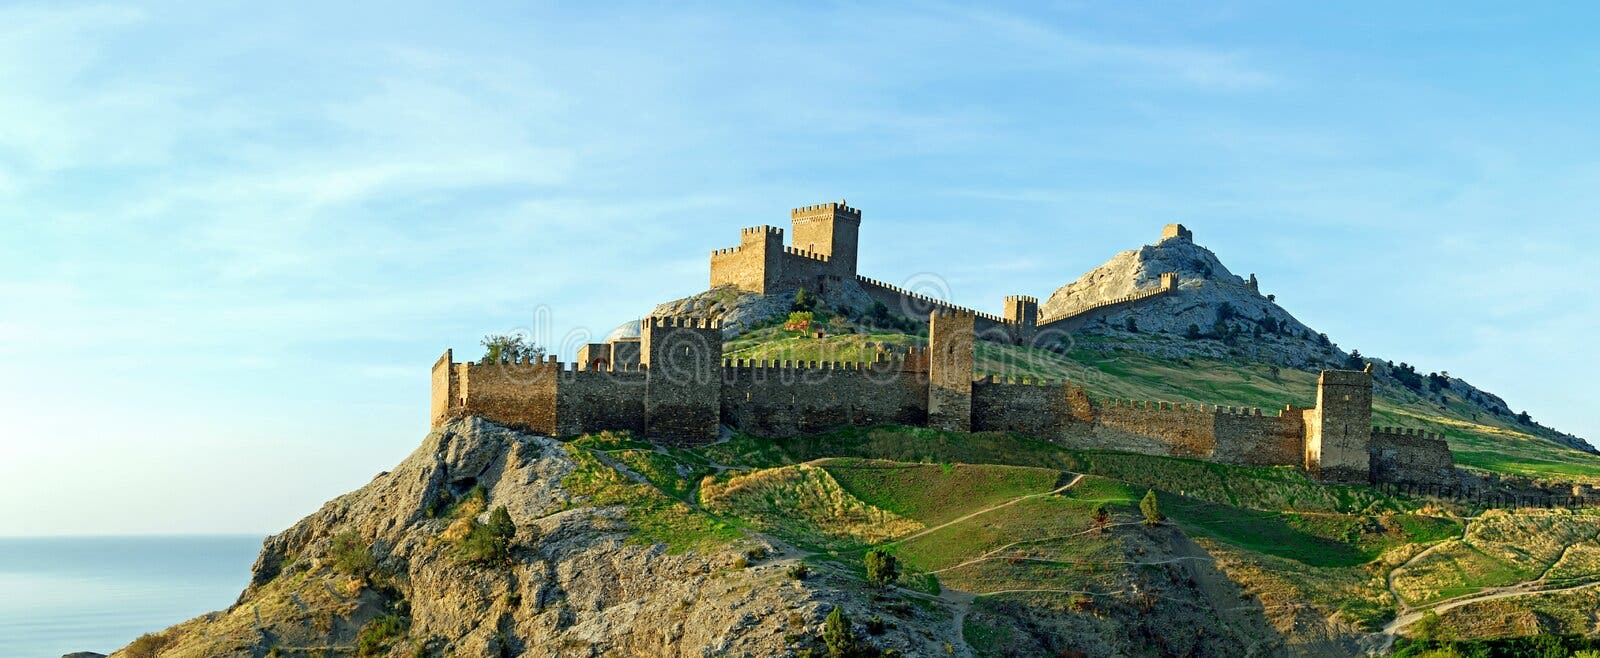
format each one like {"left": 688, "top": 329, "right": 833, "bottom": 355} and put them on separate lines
{"left": 604, "top": 319, "right": 642, "bottom": 342}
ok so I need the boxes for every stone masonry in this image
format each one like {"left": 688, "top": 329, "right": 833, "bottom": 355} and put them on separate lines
{"left": 433, "top": 315, "right": 1454, "bottom": 486}
{"left": 430, "top": 200, "right": 1461, "bottom": 486}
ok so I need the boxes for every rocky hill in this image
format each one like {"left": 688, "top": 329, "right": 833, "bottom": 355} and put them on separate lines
{"left": 100, "top": 420, "right": 1600, "bottom": 657}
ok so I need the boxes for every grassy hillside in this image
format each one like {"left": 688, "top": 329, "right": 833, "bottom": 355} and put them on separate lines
{"left": 723, "top": 325, "right": 1600, "bottom": 483}
{"left": 541, "top": 424, "right": 1600, "bottom": 652}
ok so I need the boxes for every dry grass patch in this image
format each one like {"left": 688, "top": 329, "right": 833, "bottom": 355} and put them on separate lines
{"left": 700, "top": 463, "right": 922, "bottom": 549}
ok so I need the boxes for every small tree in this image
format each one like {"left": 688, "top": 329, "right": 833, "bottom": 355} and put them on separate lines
{"left": 1185, "top": 324, "right": 1202, "bottom": 340}
{"left": 793, "top": 288, "right": 817, "bottom": 312}
{"left": 457, "top": 505, "right": 517, "bottom": 566}
{"left": 823, "top": 607, "right": 856, "bottom": 657}
{"left": 1140, "top": 490, "right": 1164, "bottom": 526}
{"left": 480, "top": 333, "right": 544, "bottom": 364}
{"left": 864, "top": 549, "right": 899, "bottom": 588}
{"left": 1092, "top": 504, "right": 1111, "bottom": 533}
{"left": 1125, "top": 317, "right": 1138, "bottom": 333}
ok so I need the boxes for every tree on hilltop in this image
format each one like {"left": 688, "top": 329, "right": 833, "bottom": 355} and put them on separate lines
{"left": 480, "top": 333, "right": 545, "bottom": 364}
{"left": 1140, "top": 490, "right": 1164, "bottom": 526}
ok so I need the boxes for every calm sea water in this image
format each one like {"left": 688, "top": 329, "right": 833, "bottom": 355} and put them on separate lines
{"left": 0, "top": 535, "right": 263, "bottom": 657}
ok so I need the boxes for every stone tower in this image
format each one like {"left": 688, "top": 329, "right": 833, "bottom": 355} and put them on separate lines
{"left": 1161, "top": 224, "right": 1192, "bottom": 242}
{"left": 641, "top": 317, "right": 722, "bottom": 445}
{"left": 1002, "top": 295, "right": 1038, "bottom": 344}
{"left": 790, "top": 201, "right": 861, "bottom": 276}
{"left": 928, "top": 309, "right": 975, "bottom": 431}
{"left": 1304, "top": 367, "right": 1374, "bottom": 484}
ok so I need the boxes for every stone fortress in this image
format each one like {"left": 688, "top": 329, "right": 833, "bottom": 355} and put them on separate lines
{"left": 431, "top": 200, "right": 1477, "bottom": 492}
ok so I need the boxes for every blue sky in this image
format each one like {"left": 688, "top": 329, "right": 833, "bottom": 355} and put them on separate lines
{"left": 2, "top": 2, "right": 1597, "bottom": 535}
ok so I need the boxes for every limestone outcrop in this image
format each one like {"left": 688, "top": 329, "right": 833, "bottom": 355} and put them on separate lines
{"left": 120, "top": 418, "right": 964, "bottom": 657}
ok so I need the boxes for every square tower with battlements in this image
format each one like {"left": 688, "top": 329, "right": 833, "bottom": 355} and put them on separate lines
{"left": 928, "top": 309, "right": 976, "bottom": 431}
{"left": 790, "top": 201, "right": 861, "bottom": 276}
{"left": 641, "top": 317, "right": 723, "bottom": 445}
{"left": 1304, "top": 367, "right": 1374, "bottom": 484}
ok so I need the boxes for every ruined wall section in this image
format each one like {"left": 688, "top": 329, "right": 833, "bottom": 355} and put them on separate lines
{"left": 1212, "top": 405, "right": 1306, "bottom": 467}
{"left": 1093, "top": 400, "right": 1217, "bottom": 458}
{"left": 452, "top": 356, "right": 562, "bottom": 435}
{"left": 1369, "top": 427, "right": 1456, "bottom": 487}
{"left": 555, "top": 366, "right": 647, "bottom": 437}
{"left": 971, "top": 376, "right": 1090, "bottom": 439}
{"left": 720, "top": 355, "right": 928, "bottom": 437}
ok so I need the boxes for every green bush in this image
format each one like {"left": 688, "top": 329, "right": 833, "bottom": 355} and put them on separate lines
{"left": 455, "top": 505, "right": 516, "bottom": 566}
{"left": 331, "top": 530, "right": 378, "bottom": 579}
{"left": 824, "top": 607, "right": 856, "bottom": 657}
{"left": 357, "top": 613, "right": 408, "bottom": 657}
{"left": 787, "top": 563, "right": 812, "bottom": 580}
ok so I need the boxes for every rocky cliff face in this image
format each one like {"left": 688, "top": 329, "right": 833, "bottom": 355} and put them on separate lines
{"left": 121, "top": 418, "right": 964, "bottom": 657}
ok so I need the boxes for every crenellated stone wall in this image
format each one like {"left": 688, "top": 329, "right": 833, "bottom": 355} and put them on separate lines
{"left": 430, "top": 313, "right": 1470, "bottom": 491}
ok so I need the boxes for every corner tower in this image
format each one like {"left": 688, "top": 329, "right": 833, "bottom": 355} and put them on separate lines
{"left": 790, "top": 201, "right": 861, "bottom": 276}
{"left": 928, "top": 309, "right": 976, "bottom": 432}
{"left": 641, "top": 317, "right": 723, "bottom": 446}
{"left": 1304, "top": 366, "right": 1373, "bottom": 483}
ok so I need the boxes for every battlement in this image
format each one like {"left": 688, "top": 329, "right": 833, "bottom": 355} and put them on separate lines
{"left": 784, "top": 246, "right": 831, "bottom": 262}
{"left": 791, "top": 201, "right": 861, "bottom": 222}
{"left": 741, "top": 225, "right": 784, "bottom": 237}
{"left": 1160, "top": 272, "right": 1178, "bottom": 290}
{"left": 1004, "top": 295, "right": 1039, "bottom": 304}
{"left": 1318, "top": 368, "right": 1373, "bottom": 387}
{"left": 646, "top": 316, "right": 722, "bottom": 329}
{"left": 1373, "top": 426, "right": 1447, "bottom": 442}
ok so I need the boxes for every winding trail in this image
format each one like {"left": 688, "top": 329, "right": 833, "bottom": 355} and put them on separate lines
{"left": 895, "top": 474, "right": 1084, "bottom": 544}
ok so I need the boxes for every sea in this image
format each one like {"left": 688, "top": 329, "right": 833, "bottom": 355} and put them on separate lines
{"left": 0, "top": 535, "right": 263, "bottom": 658}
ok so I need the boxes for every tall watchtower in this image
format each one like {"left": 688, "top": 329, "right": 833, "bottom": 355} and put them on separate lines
{"left": 790, "top": 201, "right": 861, "bottom": 276}
{"left": 1002, "top": 295, "right": 1038, "bottom": 344}
{"left": 641, "top": 317, "right": 723, "bottom": 446}
{"left": 1161, "top": 224, "right": 1192, "bottom": 243}
{"left": 928, "top": 309, "right": 976, "bottom": 432}
{"left": 1304, "top": 367, "right": 1373, "bottom": 483}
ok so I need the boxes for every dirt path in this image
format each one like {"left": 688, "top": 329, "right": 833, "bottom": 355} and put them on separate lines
{"left": 895, "top": 474, "right": 1084, "bottom": 544}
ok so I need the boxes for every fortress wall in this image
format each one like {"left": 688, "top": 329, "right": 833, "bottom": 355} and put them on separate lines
{"left": 456, "top": 357, "right": 561, "bottom": 435}
{"left": 776, "top": 249, "right": 833, "bottom": 290}
{"left": 555, "top": 367, "right": 647, "bottom": 437}
{"left": 720, "top": 361, "right": 928, "bottom": 437}
{"left": 971, "top": 377, "right": 1082, "bottom": 439}
{"left": 1370, "top": 428, "right": 1456, "bottom": 487}
{"left": 1212, "top": 406, "right": 1306, "bottom": 467}
{"left": 854, "top": 276, "right": 1010, "bottom": 333}
{"left": 1092, "top": 400, "right": 1216, "bottom": 458}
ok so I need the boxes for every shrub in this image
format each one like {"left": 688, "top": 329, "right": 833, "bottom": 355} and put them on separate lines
{"left": 865, "top": 615, "right": 886, "bottom": 635}
{"left": 124, "top": 632, "right": 174, "bottom": 658}
{"left": 1140, "top": 490, "right": 1163, "bottom": 526}
{"left": 864, "top": 549, "right": 899, "bottom": 588}
{"left": 357, "top": 613, "right": 408, "bottom": 657}
{"left": 455, "top": 505, "right": 516, "bottom": 566}
{"left": 330, "top": 530, "right": 377, "bottom": 580}
{"left": 793, "top": 289, "right": 817, "bottom": 312}
{"left": 922, "top": 572, "right": 940, "bottom": 595}
{"left": 787, "top": 563, "right": 812, "bottom": 580}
